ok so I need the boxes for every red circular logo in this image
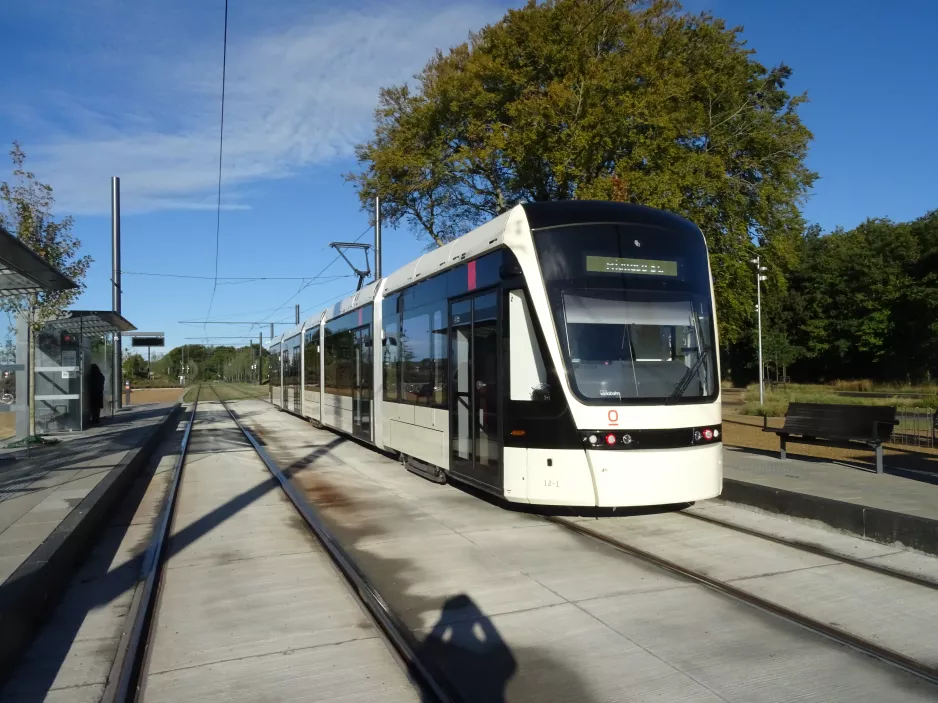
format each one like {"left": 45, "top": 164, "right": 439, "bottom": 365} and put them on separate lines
{"left": 608, "top": 410, "right": 618, "bottom": 424}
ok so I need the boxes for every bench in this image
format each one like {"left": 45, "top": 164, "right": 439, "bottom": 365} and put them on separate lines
{"left": 763, "top": 402, "right": 898, "bottom": 474}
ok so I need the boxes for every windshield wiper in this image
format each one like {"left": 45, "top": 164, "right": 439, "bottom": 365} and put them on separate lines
{"left": 667, "top": 342, "right": 711, "bottom": 403}
{"left": 668, "top": 307, "right": 709, "bottom": 403}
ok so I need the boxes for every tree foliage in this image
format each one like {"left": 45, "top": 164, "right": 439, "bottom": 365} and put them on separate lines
{"left": 154, "top": 344, "right": 267, "bottom": 383}
{"left": 0, "top": 142, "right": 92, "bottom": 326}
{"left": 123, "top": 353, "right": 148, "bottom": 380}
{"left": 350, "top": 0, "right": 816, "bottom": 343}
{"left": 781, "top": 211, "right": 938, "bottom": 383}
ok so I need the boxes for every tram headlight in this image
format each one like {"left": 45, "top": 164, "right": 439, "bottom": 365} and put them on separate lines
{"left": 694, "top": 430, "right": 702, "bottom": 442}
{"left": 702, "top": 428, "right": 713, "bottom": 441}
{"left": 588, "top": 434, "right": 598, "bottom": 445}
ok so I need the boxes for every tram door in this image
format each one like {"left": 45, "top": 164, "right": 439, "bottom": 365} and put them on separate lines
{"left": 351, "top": 326, "right": 372, "bottom": 441}
{"left": 449, "top": 291, "right": 500, "bottom": 489}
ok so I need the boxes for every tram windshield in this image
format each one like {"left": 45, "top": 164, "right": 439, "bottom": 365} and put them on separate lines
{"left": 534, "top": 222, "right": 718, "bottom": 404}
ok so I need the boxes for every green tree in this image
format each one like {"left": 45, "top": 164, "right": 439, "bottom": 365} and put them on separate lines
{"left": 1, "top": 142, "right": 92, "bottom": 435}
{"left": 123, "top": 353, "right": 148, "bottom": 380}
{"left": 761, "top": 328, "right": 802, "bottom": 381}
{"left": 0, "top": 143, "right": 91, "bottom": 324}
{"left": 789, "top": 219, "right": 918, "bottom": 380}
{"left": 350, "top": 0, "right": 816, "bottom": 343}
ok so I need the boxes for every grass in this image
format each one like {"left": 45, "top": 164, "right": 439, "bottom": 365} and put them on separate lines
{"left": 737, "top": 384, "right": 938, "bottom": 417}
{"left": 829, "top": 379, "right": 938, "bottom": 394}
{"left": 755, "top": 379, "right": 938, "bottom": 395}
{"left": 125, "top": 377, "right": 184, "bottom": 389}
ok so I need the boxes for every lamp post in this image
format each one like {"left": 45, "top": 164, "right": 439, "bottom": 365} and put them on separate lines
{"left": 750, "top": 256, "right": 768, "bottom": 406}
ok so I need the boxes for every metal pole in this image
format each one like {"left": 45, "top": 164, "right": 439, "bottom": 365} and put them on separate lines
{"left": 111, "top": 176, "right": 122, "bottom": 409}
{"left": 755, "top": 255, "right": 764, "bottom": 406}
{"left": 258, "top": 333, "right": 263, "bottom": 385}
{"left": 374, "top": 195, "right": 382, "bottom": 281}
{"left": 270, "top": 323, "right": 274, "bottom": 340}
{"left": 295, "top": 304, "right": 300, "bottom": 326}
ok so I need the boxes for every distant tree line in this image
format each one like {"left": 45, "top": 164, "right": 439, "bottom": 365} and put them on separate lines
{"left": 151, "top": 344, "right": 267, "bottom": 384}
{"left": 732, "top": 210, "right": 938, "bottom": 385}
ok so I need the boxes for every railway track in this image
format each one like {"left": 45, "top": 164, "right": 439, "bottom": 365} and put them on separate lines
{"left": 678, "top": 508, "right": 938, "bottom": 590}
{"left": 173, "top": 390, "right": 938, "bottom": 701}
{"left": 548, "top": 511, "right": 938, "bottom": 688}
{"left": 102, "top": 384, "right": 457, "bottom": 703}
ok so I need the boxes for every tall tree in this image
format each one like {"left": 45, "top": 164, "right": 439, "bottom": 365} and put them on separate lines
{"left": 350, "top": 0, "right": 816, "bottom": 343}
{"left": 1, "top": 142, "right": 92, "bottom": 435}
{"left": 1, "top": 143, "right": 91, "bottom": 324}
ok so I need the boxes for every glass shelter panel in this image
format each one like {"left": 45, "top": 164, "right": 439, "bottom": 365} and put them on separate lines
{"left": 0, "top": 311, "right": 28, "bottom": 448}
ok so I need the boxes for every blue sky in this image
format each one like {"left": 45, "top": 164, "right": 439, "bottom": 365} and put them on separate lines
{"left": 1, "top": 0, "right": 936, "bottom": 353}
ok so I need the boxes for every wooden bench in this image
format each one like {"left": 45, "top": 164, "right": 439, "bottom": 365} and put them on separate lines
{"left": 763, "top": 402, "right": 898, "bottom": 474}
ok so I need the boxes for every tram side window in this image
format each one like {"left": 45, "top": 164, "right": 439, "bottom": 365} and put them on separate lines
{"left": 508, "top": 290, "right": 549, "bottom": 401}
{"left": 291, "top": 341, "right": 301, "bottom": 385}
{"left": 383, "top": 318, "right": 400, "bottom": 402}
{"left": 382, "top": 249, "right": 508, "bottom": 407}
{"left": 304, "top": 328, "right": 320, "bottom": 389}
{"left": 401, "top": 302, "right": 447, "bottom": 407}
{"left": 323, "top": 305, "right": 373, "bottom": 397}
{"left": 324, "top": 328, "right": 352, "bottom": 397}
{"left": 323, "top": 333, "right": 337, "bottom": 394}
{"left": 430, "top": 309, "right": 446, "bottom": 405}
{"left": 335, "top": 329, "right": 354, "bottom": 397}
{"left": 270, "top": 346, "right": 280, "bottom": 385}
{"left": 401, "top": 310, "right": 431, "bottom": 404}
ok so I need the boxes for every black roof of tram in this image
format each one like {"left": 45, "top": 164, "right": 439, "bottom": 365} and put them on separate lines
{"left": 520, "top": 200, "right": 699, "bottom": 235}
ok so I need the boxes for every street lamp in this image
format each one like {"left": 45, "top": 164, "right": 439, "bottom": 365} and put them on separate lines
{"left": 750, "top": 256, "right": 768, "bottom": 406}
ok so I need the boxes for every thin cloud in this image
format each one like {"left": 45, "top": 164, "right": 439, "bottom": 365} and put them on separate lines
{"left": 12, "top": 2, "right": 506, "bottom": 215}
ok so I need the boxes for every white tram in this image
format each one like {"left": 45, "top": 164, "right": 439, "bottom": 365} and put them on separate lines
{"left": 267, "top": 201, "right": 722, "bottom": 507}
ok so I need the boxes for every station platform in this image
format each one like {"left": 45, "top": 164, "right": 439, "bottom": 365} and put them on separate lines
{"left": 0, "top": 400, "right": 183, "bottom": 677}
{"left": 722, "top": 446, "right": 938, "bottom": 555}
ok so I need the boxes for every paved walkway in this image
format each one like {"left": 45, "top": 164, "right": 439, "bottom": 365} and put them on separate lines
{"left": 0, "top": 402, "right": 178, "bottom": 585}
{"left": 723, "top": 447, "right": 938, "bottom": 521}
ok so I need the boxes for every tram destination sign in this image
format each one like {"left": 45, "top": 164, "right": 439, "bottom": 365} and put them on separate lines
{"left": 586, "top": 256, "right": 678, "bottom": 277}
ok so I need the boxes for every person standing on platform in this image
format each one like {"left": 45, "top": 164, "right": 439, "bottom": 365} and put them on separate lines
{"left": 87, "top": 363, "right": 105, "bottom": 425}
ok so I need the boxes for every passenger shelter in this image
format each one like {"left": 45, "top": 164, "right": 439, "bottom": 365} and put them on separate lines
{"left": 0, "top": 226, "right": 77, "bottom": 448}
{"left": 34, "top": 311, "right": 135, "bottom": 433}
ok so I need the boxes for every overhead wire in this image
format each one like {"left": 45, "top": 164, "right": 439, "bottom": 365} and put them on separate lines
{"left": 122, "top": 270, "right": 351, "bottom": 282}
{"left": 203, "top": 0, "right": 230, "bottom": 342}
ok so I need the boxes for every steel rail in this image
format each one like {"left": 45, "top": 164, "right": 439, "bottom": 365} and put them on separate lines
{"left": 102, "top": 386, "right": 201, "bottom": 703}
{"left": 548, "top": 515, "right": 938, "bottom": 688}
{"left": 213, "top": 387, "right": 460, "bottom": 703}
{"left": 678, "top": 509, "right": 938, "bottom": 590}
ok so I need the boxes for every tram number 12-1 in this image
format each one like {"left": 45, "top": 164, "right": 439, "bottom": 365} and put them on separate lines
{"left": 544, "top": 480, "right": 560, "bottom": 488}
